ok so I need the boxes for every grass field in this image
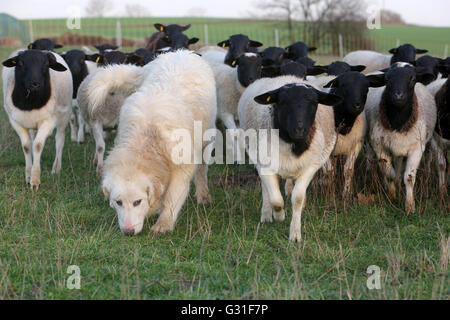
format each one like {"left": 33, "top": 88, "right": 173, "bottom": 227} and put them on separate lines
{"left": 6, "top": 16, "right": 449, "bottom": 56}
{"left": 0, "top": 47, "right": 448, "bottom": 300}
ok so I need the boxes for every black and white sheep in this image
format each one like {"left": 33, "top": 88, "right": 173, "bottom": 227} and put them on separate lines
{"left": 2, "top": 50, "right": 73, "bottom": 190}
{"left": 343, "top": 44, "right": 428, "bottom": 74}
{"left": 364, "top": 63, "right": 437, "bottom": 214}
{"left": 217, "top": 34, "right": 263, "bottom": 67}
{"left": 238, "top": 77, "right": 342, "bottom": 242}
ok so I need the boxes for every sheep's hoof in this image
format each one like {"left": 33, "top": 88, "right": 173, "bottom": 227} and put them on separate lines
{"left": 261, "top": 209, "right": 273, "bottom": 223}
{"left": 30, "top": 182, "right": 40, "bottom": 192}
{"left": 289, "top": 232, "right": 302, "bottom": 243}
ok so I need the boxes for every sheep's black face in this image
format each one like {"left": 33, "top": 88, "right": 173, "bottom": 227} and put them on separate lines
{"left": 285, "top": 42, "right": 317, "bottom": 60}
{"left": 324, "top": 61, "right": 366, "bottom": 76}
{"left": 218, "top": 34, "right": 263, "bottom": 67}
{"left": 101, "top": 51, "right": 128, "bottom": 66}
{"left": 154, "top": 24, "right": 191, "bottom": 36}
{"left": 384, "top": 65, "right": 417, "bottom": 108}
{"left": 438, "top": 57, "right": 450, "bottom": 78}
{"left": 415, "top": 55, "right": 440, "bottom": 85}
{"left": 127, "top": 48, "right": 155, "bottom": 66}
{"left": 254, "top": 84, "right": 342, "bottom": 142}
{"left": 261, "top": 47, "right": 287, "bottom": 66}
{"left": 390, "top": 44, "right": 428, "bottom": 65}
{"left": 236, "top": 54, "right": 262, "bottom": 88}
{"left": 62, "top": 49, "right": 89, "bottom": 98}
{"left": 169, "top": 33, "right": 199, "bottom": 50}
{"left": 262, "top": 61, "right": 308, "bottom": 79}
{"left": 28, "top": 38, "right": 63, "bottom": 51}
{"left": 296, "top": 56, "right": 316, "bottom": 69}
{"left": 2, "top": 50, "right": 67, "bottom": 111}
{"left": 326, "top": 72, "right": 370, "bottom": 116}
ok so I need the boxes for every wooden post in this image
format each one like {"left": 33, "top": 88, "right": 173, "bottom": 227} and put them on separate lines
{"left": 396, "top": 39, "right": 400, "bottom": 47}
{"left": 29, "top": 20, "right": 34, "bottom": 43}
{"left": 444, "top": 44, "right": 449, "bottom": 58}
{"left": 116, "top": 20, "right": 122, "bottom": 47}
{"left": 204, "top": 24, "right": 209, "bottom": 45}
{"left": 339, "top": 34, "right": 344, "bottom": 59}
{"left": 275, "top": 29, "right": 279, "bottom": 47}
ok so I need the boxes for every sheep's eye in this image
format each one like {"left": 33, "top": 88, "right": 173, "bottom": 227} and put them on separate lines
{"left": 116, "top": 200, "right": 123, "bottom": 207}
{"left": 133, "top": 200, "right": 142, "bottom": 207}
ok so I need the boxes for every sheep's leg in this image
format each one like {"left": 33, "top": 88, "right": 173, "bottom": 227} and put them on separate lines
{"left": 30, "top": 121, "right": 55, "bottom": 190}
{"left": 290, "top": 167, "right": 318, "bottom": 243}
{"left": 342, "top": 148, "right": 360, "bottom": 201}
{"left": 285, "top": 179, "right": 294, "bottom": 196}
{"left": 377, "top": 151, "right": 397, "bottom": 199}
{"left": 220, "top": 113, "right": 237, "bottom": 130}
{"left": 69, "top": 110, "right": 78, "bottom": 142}
{"left": 430, "top": 138, "right": 447, "bottom": 195}
{"left": 394, "top": 157, "right": 404, "bottom": 189}
{"left": 404, "top": 148, "right": 423, "bottom": 215}
{"left": 322, "top": 158, "right": 335, "bottom": 186}
{"left": 52, "top": 122, "right": 68, "bottom": 175}
{"left": 10, "top": 120, "right": 32, "bottom": 184}
{"left": 261, "top": 182, "right": 273, "bottom": 223}
{"left": 77, "top": 109, "right": 86, "bottom": 144}
{"left": 259, "top": 173, "right": 285, "bottom": 223}
{"left": 151, "top": 167, "right": 195, "bottom": 234}
{"left": 91, "top": 121, "right": 105, "bottom": 176}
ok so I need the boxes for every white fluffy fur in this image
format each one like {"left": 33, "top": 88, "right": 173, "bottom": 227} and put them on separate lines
{"left": 2, "top": 51, "right": 73, "bottom": 190}
{"left": 365, "top": 81, "right": 437, "bottom": 213}
{"left": 102, "top": 50, "right": 217, "bottom": 235}
{"left": 77, "top": 64, "right": 147, "bottom": 174}
{"left": 343, "top": 51, "right": 392, "bottom": 74}
{"left": 238, "top": 76, "right": 337, "bottom": 242}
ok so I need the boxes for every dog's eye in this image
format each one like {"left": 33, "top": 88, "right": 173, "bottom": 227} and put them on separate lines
{"left": 133, "top": 200, "right": 142, "bottom": 207}
{"left": 116, "top": 200, "right": 123, "bottom": 207}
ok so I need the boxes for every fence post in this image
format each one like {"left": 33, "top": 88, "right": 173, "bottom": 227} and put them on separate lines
{"left": 28, "top": 20, "right": 34, "bottom": 43}
{"left": 396, "top": 39, "right": 400, "bottom": 47}
{"left": 339, "top": 34, "right": 344, "bottom": 59}
{"left": 444, "top": 44, "right": 449, "bottom": 58}
{"left": 275, "top": 29, "right": 279, "bottom": 47}
{"left": 116, "top": 20, "right": 122, "bottom": 47}
{"left": 204, "top": 24, "right": 209, "bottom": 46}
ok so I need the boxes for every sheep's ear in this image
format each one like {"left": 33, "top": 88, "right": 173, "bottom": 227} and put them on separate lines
{"left": 308, "top": 46, "right": 317, "bottom": 52}
{"left": 154, "top": 23, "right": 166, "bottom": 32}
{"left": 217, "top": 40, "right": 230, "bottom": 48}
{"left": 181, "top": 24, "right": 191, "bottom": 31}
{"left": 249, "top": 40, "right": 263, "bottom": 48}
{"left": 261, "top": 65, "right": 281, "bottom": 78}
{"left": 86, "top": 54, "right": 103, "bottom": 64}
{"left": 389, "top": 48, "right": 398, "bottom": 54}
{"left": 27, "top": 43, "right": 34, "bottom": 50}
{"left": 2, "top": 56, "right": 18, "bottom": 67}
{"left": 47, "top": 53, "right": 67, "bottom": 72}
{"left": 366, "top": 74, "right": 386, "bottom": 87}
{"left": 307, "top": 66, "right": 327, "bottom": 76}
{"left": 54, "top": 44, "right": 64, "bottom": 49}
{"left": 314, "top": 89, "right": 343, "bottom": 106}
{"left": 351, "top": 65, "right": 366, "bottom": 73}
{"left": 188, "top": 37, "right": 199, "bottom": 45}
{"left": 323, "top": 78, "right": 338, "bottom": 89}
{"left": 254, "top": 89, "right": 280, "bottom": 105}
{"left": 416, "top": 49, "right": 428, "bottom": 54}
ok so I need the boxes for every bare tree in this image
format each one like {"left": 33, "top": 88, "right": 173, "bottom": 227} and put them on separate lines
{"left": 380, "top": 9, "right": 405, "bottom": 25}
{"left": 125, "top": 3, "right": 151, "bottom": 17}
{"left": 185, "top": 7, "right": 207, "bottom": 17}
{"left": 254, "top": 0, "right": 297, "bottom": 42}
{"left": 85, "top": 0, "right": 114, "bottom": 18}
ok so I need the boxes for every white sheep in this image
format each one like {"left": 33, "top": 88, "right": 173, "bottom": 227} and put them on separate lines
{"left": 238, "top": 76, "right": 342, "bottom": 242}
{"left": 2, "top": 50, "right": 73, "bottom": 190}
{"left": 102, "top": 50, "right": 217, "bottom": 236}
{"left": 344, "top": 44, "right": 428, "bottom": 74}
{"left": 365, "top": 63, "right": 437, "bottom": 214}
{"left": 427, "top": 78, "right": 449, "bottom": 194}
{"left": 77, "top": 64, "right": 146, "bottom": 175}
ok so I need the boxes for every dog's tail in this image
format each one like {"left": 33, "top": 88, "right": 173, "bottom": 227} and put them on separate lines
{"left": 87, "top": 64, "right": 146, "bottom": 118}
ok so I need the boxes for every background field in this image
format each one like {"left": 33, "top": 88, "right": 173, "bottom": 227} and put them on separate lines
{"left": 0, "top": 19, "right": 449, "bottom": 300}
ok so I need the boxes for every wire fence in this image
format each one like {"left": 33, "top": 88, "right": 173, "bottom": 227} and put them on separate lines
{"left": 1, "top": 16, "right": 449, "bottom": 58}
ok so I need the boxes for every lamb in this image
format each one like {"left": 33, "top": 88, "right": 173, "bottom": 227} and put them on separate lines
{"left": 427, "top": 76, "right": 449, "bottom": 194}
{"left": 2, "top": 50, "right": 72, "bottom": 190}
{"left": 238, "top": 76, "right": 342, "bottom": 242}
{"left": 364, "top": 63, "right": 437, "bottom": 214}
{"left": 77, "top": 64, "right": 147, "bottom": 175}
{"left": 61, "top": 49, "right": 98, "bottom": 142}
{"left": 343, "top": 44, "right": 428, "bottom": 74}
{"left": 102, "top": 50, "right": 217, "bottom": 236}
{"left": 217, "top": 34, "right": 263, "bottom": 67}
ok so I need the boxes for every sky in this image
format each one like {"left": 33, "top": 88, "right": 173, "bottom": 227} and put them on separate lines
{"left": 1, "top": 0, "right": 450, "bottom": 27}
